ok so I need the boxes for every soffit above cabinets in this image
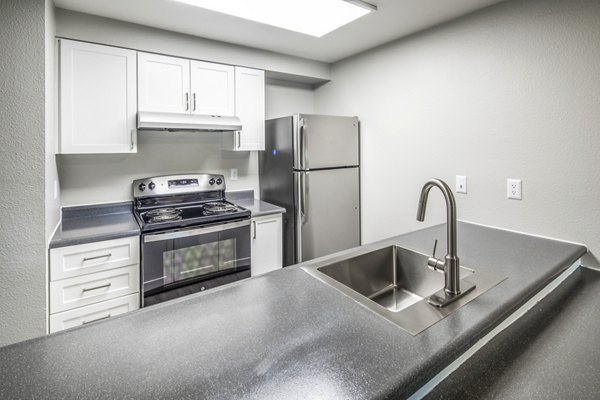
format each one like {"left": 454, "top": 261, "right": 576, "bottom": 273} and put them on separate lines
{"left": 54, "top": 0, "right": 508, "bottom": 63}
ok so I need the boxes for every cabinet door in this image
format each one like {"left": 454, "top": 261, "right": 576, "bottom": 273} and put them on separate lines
{"left": 138, "top": 52, "right": 190, "bottom": 113}
{"left": 59, "top": 40, "right": 137, "bottom": 154}
{"left": 251, "top": 214, "right": 283, "bottom": 276}
{"left": 235, "top": 67, "right": 265, "bottom": 151}
{"left": 190, "top": 60, "right": 235, "bottom": 116}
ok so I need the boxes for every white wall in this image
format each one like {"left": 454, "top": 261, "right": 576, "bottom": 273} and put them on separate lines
{"left": 46, "top": 1, "right": 60, "bottom": 243}
{"left": 0, "top": 0, "right": 48, "bottom": 346}
{"left": 265, "top": 79, "right": 315, "bottom": 119}
{"left": 315, "top": 0, "right": 600, "bottom": 266}
{"left": 58, "top": 133, "right": 260, "bottom": 205}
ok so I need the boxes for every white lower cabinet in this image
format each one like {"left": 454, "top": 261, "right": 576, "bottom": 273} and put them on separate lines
{"left": 251, "top": 214, "right": 283, "bottom": 276}
{"left": 50, "top": 264, "right": 139, "bottom": 313}
{"left": 49, "top": 236, "right": 140, "bottom": 333}
{"left": 49, "top": 293, "right": 139, "bottom": 333}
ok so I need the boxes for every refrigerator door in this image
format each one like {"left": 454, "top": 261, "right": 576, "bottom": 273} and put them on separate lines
{"left": 260, "top": 116, "right": 297, "bottom": 267}
{"left": 294, "top": 167, "right": 360, "bottom": 263}
{"left": 293, "top": 114, "right": 359, "bottom": 170}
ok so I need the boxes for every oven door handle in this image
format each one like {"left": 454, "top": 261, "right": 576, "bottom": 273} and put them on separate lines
{"left": 143, "top": 220, "right": 250, "bottom": 243}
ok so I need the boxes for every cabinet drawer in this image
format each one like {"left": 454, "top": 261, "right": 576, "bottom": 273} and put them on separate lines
{"left": 50, "top": 265, "right": 140, "bottom": 313}
{"left": 50, "top": 236, "right": 139, "bottom": 281}
{"left": 49, "top": 293, "right": 139, "bottom": 333}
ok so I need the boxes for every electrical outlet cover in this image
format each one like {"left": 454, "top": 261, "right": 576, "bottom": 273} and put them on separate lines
{"left": 507, "top": 179, "right": 522, "bottom": 200}
{"left": 456, "top": 175, "right": 467, "bottom": 194}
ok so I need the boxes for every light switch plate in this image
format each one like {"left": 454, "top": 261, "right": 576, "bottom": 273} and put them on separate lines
{"left": 507, "top": 179, "right": 522, "bottom": 200}
{"left": 456, "top": 175, "right": 467, "bottom": 194}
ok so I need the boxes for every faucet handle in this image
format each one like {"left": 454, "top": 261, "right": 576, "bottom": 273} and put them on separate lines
{"left": 427, "top": 239, "right": 445, "bottom": 272}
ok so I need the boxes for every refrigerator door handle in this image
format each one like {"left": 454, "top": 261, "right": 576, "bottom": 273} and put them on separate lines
{"left": 295, "top": 173, "right": 303, "bottom": 263}
{"left": 301, "top": 172, "right": 308, "bottom": 223}
{"left": 299, "top": 119, "right": 305, "bottom": 169}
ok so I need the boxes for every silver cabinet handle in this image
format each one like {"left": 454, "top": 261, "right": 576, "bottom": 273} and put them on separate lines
{"left": 253, "top": 220, "right": 257, "bottom": 239}
{"left": 193, "top": 93, "right": 197, "bottom": 112}
{"left": 130, "top": 129, "right": 135, "bottom": 151}
{"left": 185, "top": 92, "right": 189, "bottom": 111}
{"left": 82, "top": 314, "right": 111, "bottom": 325}
{"left": 237, "top": 131, "right": 241, "bottom": 149}
{"left": 82, "top": 253, "right": 112, "bottom": 262}
{"left": 81, "top": 282, "right": 112, "bottom": 292}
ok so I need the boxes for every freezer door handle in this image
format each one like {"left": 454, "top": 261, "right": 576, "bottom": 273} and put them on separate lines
{"left": 300, "top": 172, "right": 308, "bottom": 223}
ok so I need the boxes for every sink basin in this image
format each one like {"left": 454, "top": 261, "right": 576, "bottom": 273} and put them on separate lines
{"left": 302, "top": 245, "right": 505, "bottom": 335}
{"left": 317, "top": 245, "right": 472, "bottom": 313}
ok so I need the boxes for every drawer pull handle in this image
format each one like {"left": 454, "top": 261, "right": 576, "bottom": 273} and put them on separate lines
{"left": 81, "top": 314, "right": 112, "bottom": 325}
{"left": 81, "top": 282, "right": 112, "bottom": 292}
{"left": 82, "top": 253, "right": 112, "bottom": 262}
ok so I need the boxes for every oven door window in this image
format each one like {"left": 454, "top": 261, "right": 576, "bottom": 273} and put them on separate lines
{"left": 142, "top": 222, "right": 251, "bottom": 296}
{"left": 165, "top": 232, "right": 220, "bottom": 284}
{"left": 218, "top": 225, "right": 250, "bottom": 272}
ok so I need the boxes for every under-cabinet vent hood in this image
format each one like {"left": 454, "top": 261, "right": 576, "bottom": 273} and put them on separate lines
{"left": 137, "top": 111, "right": 242, "bottom": 132}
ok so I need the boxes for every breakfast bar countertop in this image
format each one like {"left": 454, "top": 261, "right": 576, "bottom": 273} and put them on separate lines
{"left": 2, "top": 222, "right": 587, "bottom": 399}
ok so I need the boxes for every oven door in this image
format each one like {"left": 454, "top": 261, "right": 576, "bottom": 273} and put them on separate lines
{"left": 141, "top": 219, "right": 251, "bottom": 297}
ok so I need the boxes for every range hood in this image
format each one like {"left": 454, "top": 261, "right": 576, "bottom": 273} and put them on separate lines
{"left": 137, "top": 111, "right": 242, "bottom": 132}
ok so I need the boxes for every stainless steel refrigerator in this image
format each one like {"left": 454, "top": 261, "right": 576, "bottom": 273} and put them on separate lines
{"left": 259, "top": 114, "right": 360, "bottom": 267}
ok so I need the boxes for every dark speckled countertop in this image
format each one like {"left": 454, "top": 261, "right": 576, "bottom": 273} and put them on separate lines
{"left": 4, "top": 222, "right": 586, "bottom": 399}
{"left": 49, "top": 202, "right": 140, "bottom": 248}
{"left": 49, "top": 193, "right": 284, "bottom": 249}
{"left": 426, "top": 265, "right": 600, "bottom": 400}
{"left": 227, "top": 189, "right": 286, "bottom": 217}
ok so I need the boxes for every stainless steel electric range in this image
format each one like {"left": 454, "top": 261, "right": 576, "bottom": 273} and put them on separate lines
{"left": 133, "top": 174, "right": 251, "bottom": 306}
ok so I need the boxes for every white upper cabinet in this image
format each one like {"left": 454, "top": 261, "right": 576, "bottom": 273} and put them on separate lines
{"left": 223, "top": 67, "right": 265, "bottom": 151}
{"left": 138, "top": 53, "right": 190, "bottom": 114}
{"left": 190, "top": 60, "right": 235, "bottom": 116}
{"left": 138, "top": 54, "right": 234, "bottom": 117}
{"left": 59, "top": 39, "right": 137, "bottom": 154}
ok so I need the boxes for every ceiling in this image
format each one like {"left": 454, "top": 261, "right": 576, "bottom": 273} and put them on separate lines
{"left": 53, "top": 0, "right": 508, "bottom": 63}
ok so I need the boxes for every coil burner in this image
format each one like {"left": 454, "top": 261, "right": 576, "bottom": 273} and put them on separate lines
{"left": 143, "top": 207, "right": 182, "bottom": 223}
{"left": 203, "top": 202, "right": 239, "bottom": 215}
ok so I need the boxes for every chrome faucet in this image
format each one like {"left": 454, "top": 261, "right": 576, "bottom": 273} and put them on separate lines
{"left": 416, "top": 179, "right": 475, "bottom": 307}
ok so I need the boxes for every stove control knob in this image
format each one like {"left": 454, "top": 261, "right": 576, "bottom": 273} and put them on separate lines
{"left": 209, "top": 178, "right": 215, "bottom": 185}
{"left": 138, "top": 183, "right": 146, "bottom": 191}
{"left": 148, "top": 182, "right": 156, "bottom": 190}
{"left": 216, "top": 178, "right": 223, "bottom": 185}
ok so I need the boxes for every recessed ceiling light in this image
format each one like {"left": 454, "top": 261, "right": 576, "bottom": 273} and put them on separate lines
{"left": 172, "top": 0, "right": 377, "bottom": 38}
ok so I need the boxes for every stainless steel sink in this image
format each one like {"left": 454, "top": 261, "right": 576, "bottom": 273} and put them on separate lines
{"left": 302, "top": 245, "right": 505, "bottom": 335}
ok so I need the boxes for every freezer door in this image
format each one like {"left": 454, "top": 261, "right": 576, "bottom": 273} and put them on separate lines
{"left": 293, "top": 114, "right": 359, "bottom": 170}
{"left": 294, "top": 168, "right": 360, "bottom": 263}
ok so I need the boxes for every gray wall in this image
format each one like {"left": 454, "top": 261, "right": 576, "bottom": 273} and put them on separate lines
{"left": 315, "top": 0, "right": 600, "bottom": 265}
{"left": 0, "top": 0, "right": 49, "bottom": 346}
{"left": 56, "top": 13, "right": 316, "bottom": 206}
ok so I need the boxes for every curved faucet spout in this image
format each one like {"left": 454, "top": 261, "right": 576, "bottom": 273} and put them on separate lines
{"left": 416, "top": 179, "right": 457, "bottom": 257}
